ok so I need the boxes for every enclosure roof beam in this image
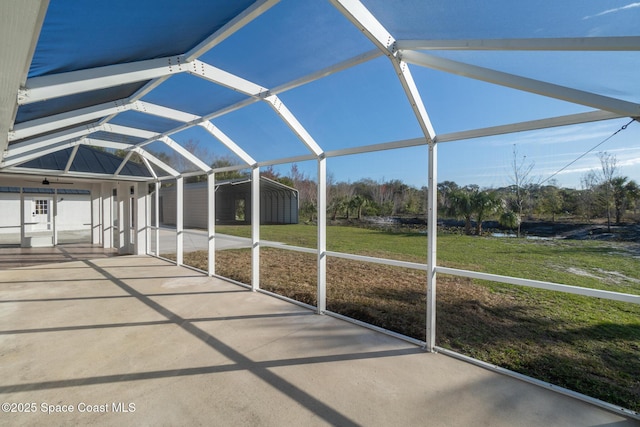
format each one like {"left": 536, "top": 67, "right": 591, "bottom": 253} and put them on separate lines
{"left": 132, "top": 100, "right": 202, "bottom": 123}
{"left": 321, "top": 110, "right": 625, "bottom": 153}
{"left": 134, "top": 147, "right": 180, "bottom": 177}
{"left": 198, "top": 121, "right": 256, "bottom": 166}
{"left": 2, "top": 139, "right": 79, "bottom": 168}
{"left": 189, "top": 60, "right": 268, "bottom": 97}
{"left": 3, "top": 167, "right": 152, "bottom": 182}
{"left": 190, "top": 60, "right": 323, "bottom": 156}
{"left": 325, "top": 137, "right": 428, "bottom": 158}
{"left": 64, "top": 144, "right": 79, "bottom": 173}
{"left": 435, "top": 110, "right": 624, "bottom": 143}
{"left": 18, "top": 56, "right": 188, "bottom": 105}
{"left": 83, "top": 137, "right": 134, "bottom": 151}
{"left": 5, "top": 123, "right": 101, "bottom": 158}
{"left": 12, "top": 47, "right": 384, "bottom": 166}
{"left": 140, "top": 155, "right": 157, "bottom": 180}
{"left": 16, "top": 2, "right": 280, "bottom": 106}
{"left": 113, "top": 150, "right": 134, "bottom": 177}
{"left": 270, "top": 49, "right": 382, "bottom": 95}
{"left": 400, "top": 50, "right": 640, "bottom": 117}
{"left": 101, "top": 123, "right": 158, "bottom": 140}
{"left": 160, "top": 136, "right": 212, "bottom": 172}
{"left": 256, "top": 154, "right": 317, "bottom": 168}
{"left": 11, "top": 99, "right": 197, "bottom": 147}
{"left": 396, "top": 36, "right": 640, "bottom": 51}
{"left": 184, "top": 0, "right": 280, "bottom": 61}
{"left": 9, "top": 99, "right": 131, "bottom": 142}
{"left": 263, "top": 95, "right": 324, "bottom": 156}
{"left": 330, "top": 0, "right": 436, "bottom": 142}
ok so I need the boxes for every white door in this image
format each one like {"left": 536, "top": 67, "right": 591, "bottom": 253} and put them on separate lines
{"left": 32, "top": 198, "right": 51, "bottom": 231}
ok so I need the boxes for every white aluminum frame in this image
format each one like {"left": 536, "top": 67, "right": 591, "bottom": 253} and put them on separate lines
{"left": 331, "top": 0, "right": 439, "bottom": 349}
{"left": 207, "top": 171, "right": 216, "bottom": 276}
{"left": 251, "top": 166, "right": 260, "bottom": 291}
{"left": 9, "top": 100, "right": 131, "bottom": 141}
{"left": 317, "top": 157, "right": 327, "bottom": 314}
{"left": 18, "top": 56, "right": 188, "bottom": 105}
{"left": 399, "top": 50, "right": 640, "bottom": 117}
{"left": 3, "top": 0, "right": 640, "bottom": 415}
{"left": 396, "top": 36, "right": 640, "bottom": 51}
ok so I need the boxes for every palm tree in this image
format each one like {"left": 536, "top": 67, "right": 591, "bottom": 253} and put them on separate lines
{"left": 499, "top": 210, "right": 520, "bottom": 232}
{"left": 350, "top": 195, "right": 369, "bottom": 220}
{"left": 328, "top": 196, "right": 348, "bottom": 221}
{"left": 447, "top": 188, "right": 474, "bottom": 235}
{"left": 625, "top": 180, "right": 640, "bottom": 215}
{"left": 612, "top": 176, "right": 628, "bottom": 224}
{"left": 472, "top": 190, "right": 501, "bottom": 235}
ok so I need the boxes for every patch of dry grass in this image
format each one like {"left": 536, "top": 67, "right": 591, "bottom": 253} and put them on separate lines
{"left": 178, "top": 246, "right": 639, "bottom": 412}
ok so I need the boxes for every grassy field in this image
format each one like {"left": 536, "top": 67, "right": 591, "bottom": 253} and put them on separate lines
{"left": 180, "top": 224, "right": 640, "bottom": 412}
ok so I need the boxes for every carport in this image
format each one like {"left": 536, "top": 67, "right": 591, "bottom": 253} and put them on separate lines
{"left": 1, "top": 0, "right": 639, "bottom": 424}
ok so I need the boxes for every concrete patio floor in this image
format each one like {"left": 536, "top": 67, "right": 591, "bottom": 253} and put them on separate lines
{"left": 0, "top": 253, "right": 638, "bottom": 426}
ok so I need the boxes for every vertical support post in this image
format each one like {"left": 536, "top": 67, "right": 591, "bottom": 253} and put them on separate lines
{"left": 145, "top": 183, "right": 151, "bottom": 254}
{"left": 135, "top": 182, "right": 148, "bottom": 255}
{"left": 154, "top": 181, "right": 160, "bottom": 256}
{"left": 101, "top": 183, "right": 112, "bottom": 249}
{"left": 118, "top": 182, "right": 127, "bottom": 254}
{"left": 207, "top": 171, "right": 216, "bottom": 276}
{"left": 251, "top": 166, "right": 260, "bottom": 291}
{"left": 317, "top": 156, "right": 327, "bottom": 314}
{"left": 426, "top": 141, "right": 438, "bottom": 351}
{"left": 19, "top": 188, "right": 25, "bottom": 246}
{"left": 176, "top": 176, "right": 184, "bottom": 265}
{"left": 52, "top": 189, "right": 58, "bottom": 245}
{"left": 91, "top": 184, "right": 102, "bottom": 245}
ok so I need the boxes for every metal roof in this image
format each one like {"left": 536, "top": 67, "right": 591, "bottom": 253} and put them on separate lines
{"left": 1, "top": 0, "right": 639, "bottom": 185}
{"left": 177, "top": 176, "right": 298, "bottom": 195}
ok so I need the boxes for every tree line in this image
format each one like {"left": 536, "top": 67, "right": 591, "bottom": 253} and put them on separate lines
{"left": 264, "top": 151, "right": 639, "bottom": 235}
{"left": 121, "top": 141, "right": 638, "bottom": 232}
{"left": 439, "top": 151, "right": 639, "bottom": 236}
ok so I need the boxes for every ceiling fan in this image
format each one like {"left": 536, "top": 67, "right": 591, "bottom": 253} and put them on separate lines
{"left": 26, "top": 177, "right": 74, "bottom": 185}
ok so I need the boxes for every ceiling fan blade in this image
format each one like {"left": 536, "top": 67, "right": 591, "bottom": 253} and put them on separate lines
{"left": 22, "top": 177, "right": 74, "bottom": 185}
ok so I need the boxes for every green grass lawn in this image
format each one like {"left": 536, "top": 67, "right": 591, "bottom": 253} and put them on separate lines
{"left": 203, "top": 224, "right": 640, "bottom": 411}
{"left": 224, "top": 224, "right": 640, "bottom": 293}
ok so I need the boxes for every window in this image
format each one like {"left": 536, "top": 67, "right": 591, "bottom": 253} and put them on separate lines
{"left": 34, "top": 199, "right": 48, "bottom": 215}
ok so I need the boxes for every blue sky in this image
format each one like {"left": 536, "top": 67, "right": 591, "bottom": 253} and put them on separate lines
{"left": 165, "top": 0, "right": 640, "bottom": 190}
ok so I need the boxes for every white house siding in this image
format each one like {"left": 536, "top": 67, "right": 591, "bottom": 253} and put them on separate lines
{"left": 0, "top": 193, "right": 21, "bottom": 244}
{"left": 55, "top": 194, "right": 91, "bottom": 231}
{"left": 0, "top": 191, "right": 91, "bottom": 245}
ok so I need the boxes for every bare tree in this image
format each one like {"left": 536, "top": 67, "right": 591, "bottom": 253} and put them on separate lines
{"left": 579, "top": 170, "right": 599, "bottom": 222}
{"left": 289, "top": 164, "right": 317, "bottom": 222}
{"left": 597, "top": 151, "right": 618, "bottom": 232}
{"left": 508, "top": 145, "right": 535, "bottom": 237}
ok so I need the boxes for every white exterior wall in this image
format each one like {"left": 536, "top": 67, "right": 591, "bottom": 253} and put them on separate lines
{"left": 0, "top": 191, "right": 91, "bottom": 245}
{"left": 0, "top": 193, "right": 21, "bottom": 245}
{"left": 0, "top": 193, "right": 21, "bottom": 234}
{"left": 55, "top": 194, "right": 91, "bottom": 231}
{"left": 1, "top": 192, "right": 92, "bottom": 232}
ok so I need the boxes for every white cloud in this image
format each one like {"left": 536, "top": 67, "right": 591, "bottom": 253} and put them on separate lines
{"left": 583, "top": 2, "right": 640, "bottom": 19}
{"left": 483, "top": 123, "right": 615, "bottom": 148}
